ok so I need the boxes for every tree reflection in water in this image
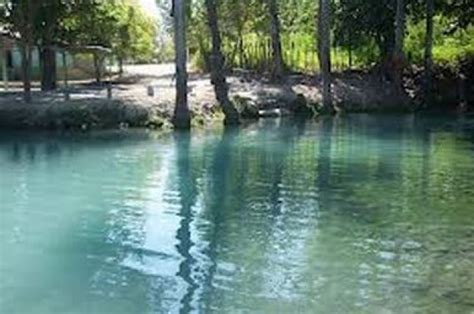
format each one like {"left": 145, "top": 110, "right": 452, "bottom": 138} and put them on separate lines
{"left": 1, "top": 116, "right": 473, "bottom": 313}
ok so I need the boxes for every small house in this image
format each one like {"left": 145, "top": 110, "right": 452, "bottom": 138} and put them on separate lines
{"left": 0, "top": 31, "right": 99, "bottom": 87}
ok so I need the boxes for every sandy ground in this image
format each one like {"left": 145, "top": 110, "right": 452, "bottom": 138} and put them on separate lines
{"left": 0, "top": 63, "right": 415, "bottom": 129}
{"left": 0, "top": 63, "right": 413, "bottom": 110}
{"left": 120, "top": 63, "right": 414, "bottom": 111}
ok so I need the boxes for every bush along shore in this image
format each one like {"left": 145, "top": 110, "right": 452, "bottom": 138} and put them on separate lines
{"left": 0, "top": 65, "right": 472, "bottom": 131}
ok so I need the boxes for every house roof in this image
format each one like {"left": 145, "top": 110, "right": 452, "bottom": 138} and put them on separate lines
{"left": 70, "top": 45, "right": 112, "bottom": 54}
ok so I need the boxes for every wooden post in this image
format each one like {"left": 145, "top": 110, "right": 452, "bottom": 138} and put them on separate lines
{"left": 1, "top": 46, "right": 8, "bottom": 92}
{"left": 107, "top": 84, "right": 112, "bottom": 99}
{"left": 147, "top": 85, "right": 154, "bottom": 97}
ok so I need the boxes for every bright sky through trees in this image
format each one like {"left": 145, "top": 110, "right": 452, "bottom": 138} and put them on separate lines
{"left": 139, "top": 0, "right": 159, "bottom": 17}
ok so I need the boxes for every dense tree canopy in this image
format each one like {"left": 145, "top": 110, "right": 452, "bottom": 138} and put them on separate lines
{"left": 0, "top": 0, "right": 157, "bottom": 95}
{"left": 174, "top": 0, "right": 472, "bottom": 72}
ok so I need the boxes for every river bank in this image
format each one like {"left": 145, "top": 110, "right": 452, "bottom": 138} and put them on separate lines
{"left": 0, "top": 66, "right": 471, "bottom": 130}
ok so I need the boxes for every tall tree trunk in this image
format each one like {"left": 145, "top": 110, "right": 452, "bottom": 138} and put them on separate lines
{"left": 348, "top": 32, "right": 353, "bottom": 70}
{"left": 269, "top": 0, "right": 284, "bottom": 80}
{"left": 424, "top": 0, "right": 434, "bottom": 104}
{"left": 172, "top": 0, "right": 191, "bottom": 129}
{"left": 39, "top": 0, "right": 57, "bottom": 91}
{"left": 1, "top": 47, "right": 8, "bottom": 91}
{"left": 393, "top": 0, "right": 406, "bottom": 93}
{"left": 40, "top": 46, "right": 57, "bottom": 91}
{"left": 348, "top": 45, "right": 353, "bottom": 70}
{"left": 20, "top": 43, "right": 32, "bottom": 103}
{"left": 237, "top": 27, "right": 244, "bottom": 68}
{"left": 318, "top": 0, "right": 334, "bottom": 113}
{"left": 204, "top": 0, "right": 240, "bottom": 125}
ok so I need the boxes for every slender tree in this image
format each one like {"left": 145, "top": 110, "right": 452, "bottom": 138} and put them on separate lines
{"left": 19, "top": 40, "right": 32, "bottom": 102}
{"left": 204, "top": 0, "right": 240, "bottom": 125}
{"left": 424, "top": 0, "right": 434, "bottom": 104}
{"left": 2, "top": 0, "right": 38, "bottom": 102}
{"left": 268, "top": 0, "right": 284, "bottom": 79}
{"left": 317, "top": 0, "right": 334, "bottom": 112}
{"left": 393, "top": 0, "right": 406, "bottom": 93}
{"left": 19, "top": 1, "right": 36, "bottom": 103}
{"left": 172, "top": 0, "right": 191, "bottom": 129}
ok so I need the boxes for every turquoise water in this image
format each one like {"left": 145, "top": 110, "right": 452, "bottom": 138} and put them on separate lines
{"left": 1, "top": 115, "right": 474, "bottom": 314}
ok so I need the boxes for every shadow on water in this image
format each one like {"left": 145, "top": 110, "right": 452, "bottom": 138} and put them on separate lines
{"left": 169, "top": 115, "right": 474, "bottom": 312}
{"left": 201, "top": 127, "right": 240, "bottom": 312}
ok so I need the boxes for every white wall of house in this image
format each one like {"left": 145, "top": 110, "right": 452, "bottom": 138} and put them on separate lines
{"left": 7, "top": 47, "right": 74, "bottom": 75}
{"left": 1, "top": 42, "right": 75, "bottom": 81}
{"left": 9, "top": 47, "right": 74, "bottom": 69}
{"left": 1, "top": 35, "right": 106, "bottom": 83}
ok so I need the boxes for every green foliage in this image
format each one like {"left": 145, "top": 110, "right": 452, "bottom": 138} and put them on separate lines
{"left": 2, "top": 0, "right": 473, "bottom": 73}
{"left": 405, "top": 15, "right": 474, "bottom": 67}
{"left": 184, "top": 0, "right": 473, "bottom": 73}
{"left": 62, "top": 0, "right": 156, "bottom": 63}
{"left": 114, "top": 2, "right": 157, "bottom": 63}
{"left": 0, "top": 0, "right": 156, "bottom": 63}
{"left": 0, "top": 0, "right": 40, "bottom": 42}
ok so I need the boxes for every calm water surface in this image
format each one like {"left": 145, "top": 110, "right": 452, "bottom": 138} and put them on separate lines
{"left": 1, "top": 115, "right": 474, "bottom": 314}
